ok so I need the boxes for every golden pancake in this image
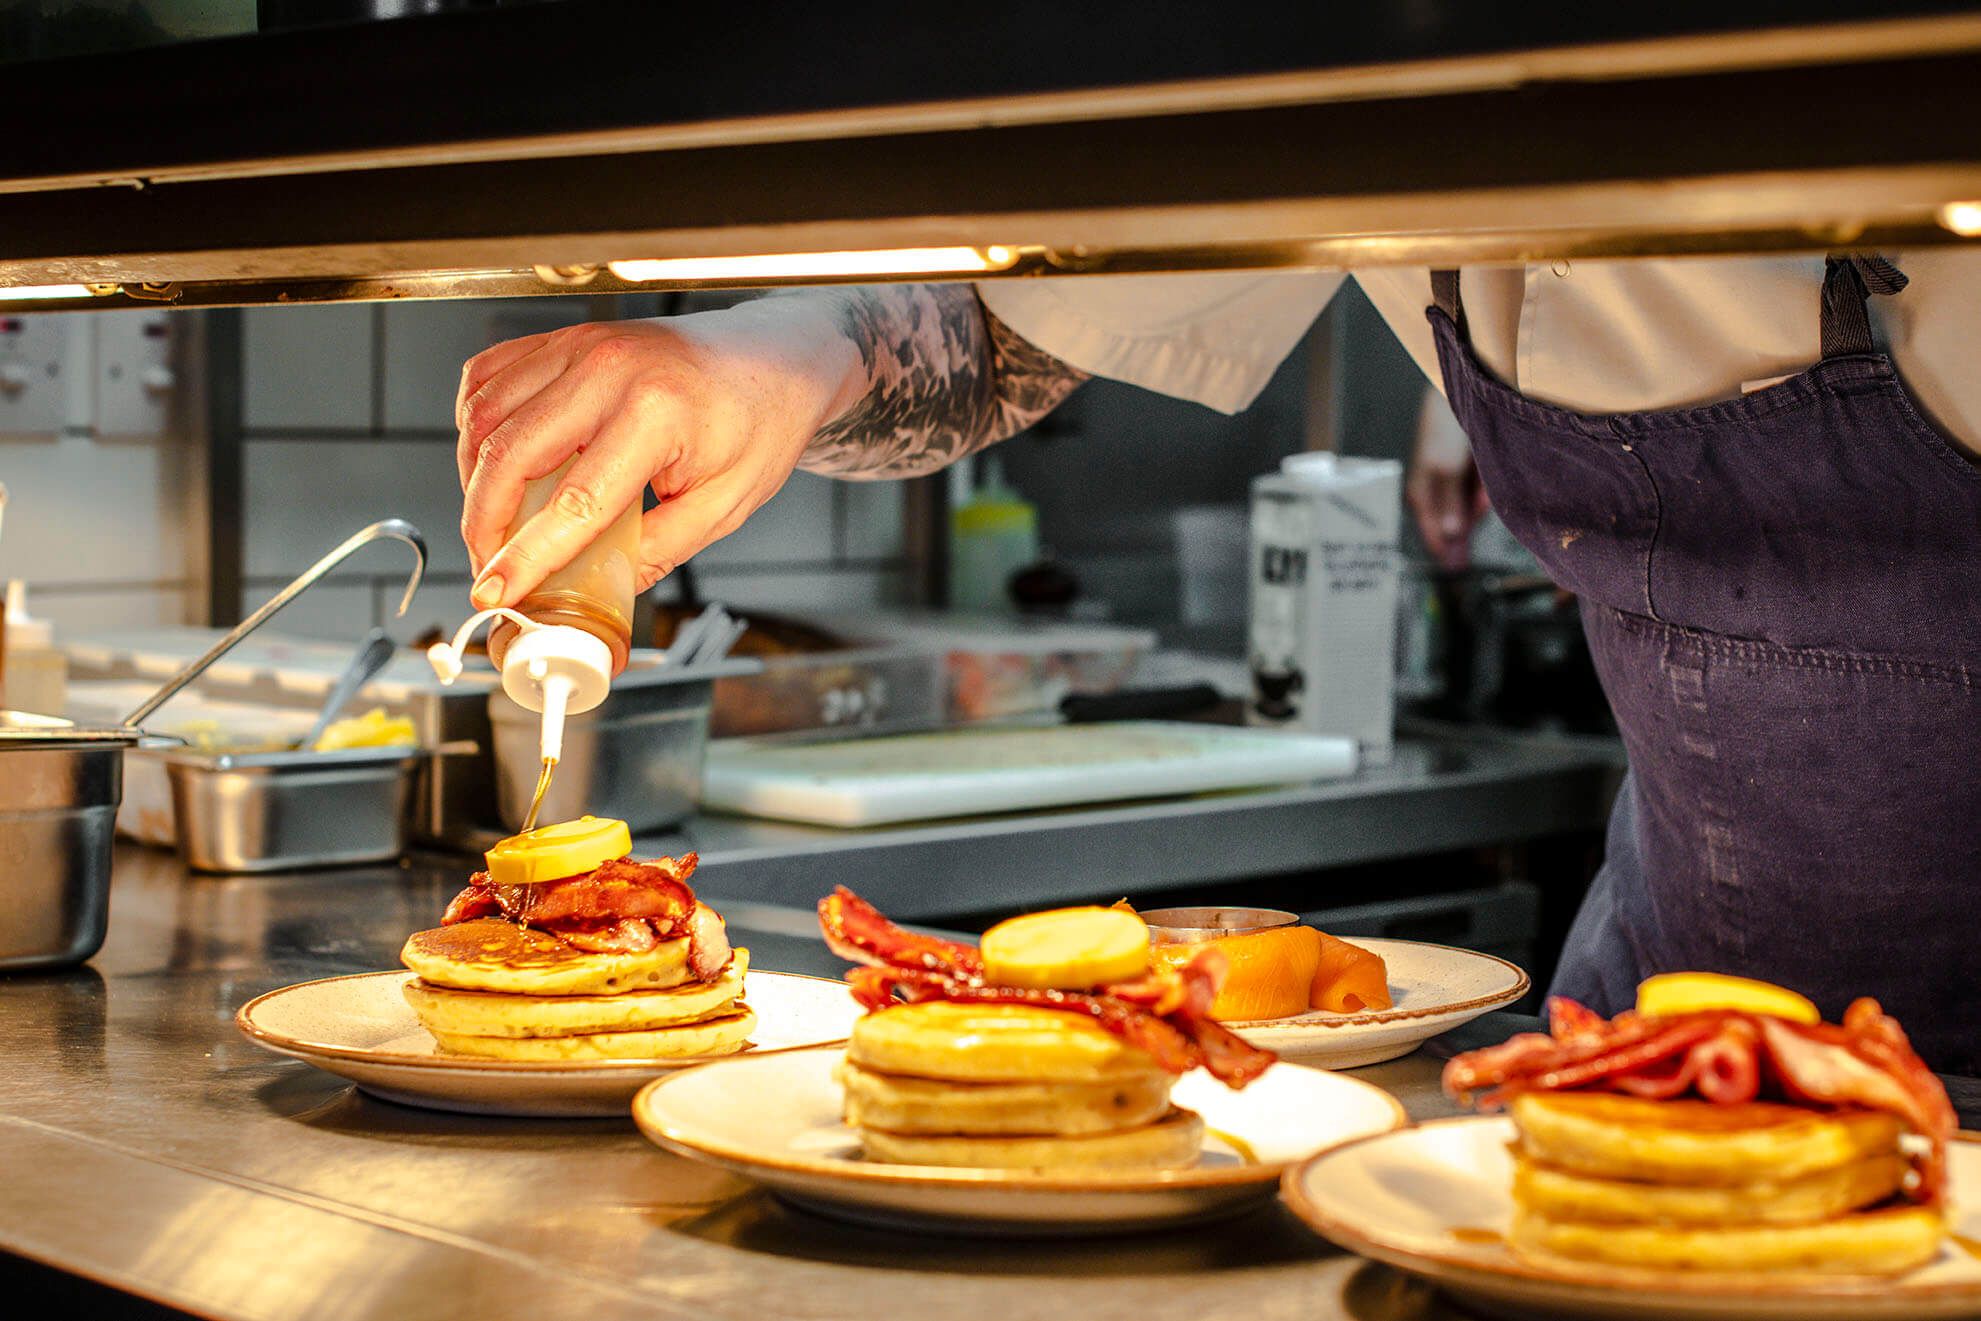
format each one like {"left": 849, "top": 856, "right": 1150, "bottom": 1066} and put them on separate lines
{"left": 846, "top": 1001, "right": 1163, "bottom": 1083}
{"left": 428, "top": 1007, "right": 756, "bottom": 1061}
{"left": 1511, "top": 1202, "right": 1946, "bottom": 1275}
{"left": 857, "top": 1106, "right": 1205, "bottom": 1170}
{"left": 404, "top": 951, "right": 748, "bottom": 1039}
{"left": 400, "top": 918, "right": 692, "bottom": 996}
{"left": 1512, "top": 1149, "right": 1911, "bottom": 1227}
{"left": 1511, "top": 1091, "right": 1904, "bottom": 1186}
{"left": 834, "top": 1058, "right": 1174, "bottom": 1136}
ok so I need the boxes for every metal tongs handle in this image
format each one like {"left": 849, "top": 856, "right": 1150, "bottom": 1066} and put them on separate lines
{"left": 122, "top": 519, "right": 428, "bottom": 727}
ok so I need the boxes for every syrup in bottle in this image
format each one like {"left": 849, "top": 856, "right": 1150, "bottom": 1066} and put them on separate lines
{"left": 487, "top": 455, "right": 640, "bottom": 677}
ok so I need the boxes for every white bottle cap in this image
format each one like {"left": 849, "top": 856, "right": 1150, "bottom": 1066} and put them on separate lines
{"left": 4, "top": 580, "right": 52, "bottom": 649}
{"left": 427, "top": 608, "right": 613, "bottom": 769}
{"left": 496, "top": 623, "right": 611, "bottom": 716}
{"left": 425, "top": 607, "right": 611, "bottom": 716}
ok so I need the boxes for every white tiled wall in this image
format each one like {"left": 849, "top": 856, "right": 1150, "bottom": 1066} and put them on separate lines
{"left": 243, "top": 437, "right": 471, "bottom": 580}
{"left": 243, "top": 305, "right": 375, "bottom": 432}
{"left": 0, "top": 426, "right": 200, "bottom": 637}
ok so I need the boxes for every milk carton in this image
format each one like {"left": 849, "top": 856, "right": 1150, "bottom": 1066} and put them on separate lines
{"left": 1246, "top": 454, "right": 1402, "bottom": 761}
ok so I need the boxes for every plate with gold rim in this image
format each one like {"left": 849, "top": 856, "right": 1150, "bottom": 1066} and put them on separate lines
{"left": 237, "top": 968, "right": 862, "bottom": 1118}
{"left": 1226, "top": 939, "right": 1529, "bottom": 1068}
{"left": 1281, "top": 1117, "right": 1981, "bottom": 1321}
{"left": 632, "top": 1045, "right": 1406, "bottom": 1235}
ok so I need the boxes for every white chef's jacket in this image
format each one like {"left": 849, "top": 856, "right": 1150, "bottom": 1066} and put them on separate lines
{"left": 975, "top": 252, "right": 1981, "bottom": 457}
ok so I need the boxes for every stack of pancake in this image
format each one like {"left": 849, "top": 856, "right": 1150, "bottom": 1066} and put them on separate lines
{"left": 400, "top": 920, "right": 753, "bottom": 1061}
{"left": 1507, "top": 1090, "right": 1944, "bottom": 1274}
{"left": 836, "top": 1000, "right": 1203, "bottom": 1169}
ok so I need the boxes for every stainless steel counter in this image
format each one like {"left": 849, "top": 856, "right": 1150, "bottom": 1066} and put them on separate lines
{"left": 652, "top": 730, "right": 1622, "bottom": 919}
{"left": 0, "top": 845, "right": 1515, "bottom": 1321}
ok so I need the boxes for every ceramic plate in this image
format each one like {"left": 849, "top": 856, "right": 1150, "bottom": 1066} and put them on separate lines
{"left": 237, "top": 969, "right": 863, "bottom": 1117}
{"left": 1282, "top": 1117, "right": 1981, "bottom": 1321}
{"left": 632, "top": 1045, "right": 1405, "bottom": 1235}
{"left": 1226, "top": 939, "right": 1529, "bottom": 1068}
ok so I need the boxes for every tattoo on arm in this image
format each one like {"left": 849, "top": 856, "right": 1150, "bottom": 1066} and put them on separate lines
{"left": 800, "top": 285, "right": 1087, "bottom": 479}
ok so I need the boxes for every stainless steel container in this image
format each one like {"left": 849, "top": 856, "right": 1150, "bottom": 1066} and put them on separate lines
{"left": 488, "top": 660, "right": 756, "bottom": 834}
{"left": 0, "top": 715, "right": 142, "bottom": 970}
{"left": 161, "top": 746, "right": 419, "bottom": 873}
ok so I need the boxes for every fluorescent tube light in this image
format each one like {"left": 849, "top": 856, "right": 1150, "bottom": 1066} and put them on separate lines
{"left": 0, "top": 283, "right": 96, "bottom": 302}
{"left": 607, "top": 246, "right": 1017, "bottom": 283}
{"left": 1938, "top": 201, "right": 1981, "bottom": 237}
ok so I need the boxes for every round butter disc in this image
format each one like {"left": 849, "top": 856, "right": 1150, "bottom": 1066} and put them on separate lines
{"left": 483, "top": 815, "right": 632, "bottom": 886}
{"left": 981, "top": 906, "right": 1151, "bottom": 990}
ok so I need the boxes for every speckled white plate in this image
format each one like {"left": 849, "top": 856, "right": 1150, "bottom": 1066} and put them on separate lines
{"left": 237, "top": 969, "right": 862, "bottom": 1118}
{"left": 1226, "top": 939, "right": 1529, "bottom": 1068}
{"left": 633, "top": 1045, "right": 1406, "bottom": 1235}
{"left": 1282, "top": 1117, "right": 1981, "bottom": 1321}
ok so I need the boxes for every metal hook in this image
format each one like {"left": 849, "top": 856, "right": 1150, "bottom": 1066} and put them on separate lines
{"left": 123, "top": 519, "right": 428, "bottom": 727}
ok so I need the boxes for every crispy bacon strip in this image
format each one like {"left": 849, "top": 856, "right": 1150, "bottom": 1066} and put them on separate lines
{"left": 443, "top": 855, "right": 700, "bottom": 931}
{"left": 1607, "top": 1020, "right": 1761, "bottom": 1104}
{"left": 435, "top": 854, "right": 729, "bottom": 972}
{"left": 685, "top": 904, "right": 732, "bottom": 981}
{"left": 1761, "top": 1004, "right": 1956, "bottom": 1201}
{"left": 553, "top": 918, "right": 660, "bottom": 954}
{"left": 441, "top": 883, "right": 500, "bottom": 925}
{"left": 1443, "top": 995, "right": 1954, "bottom": 1205}
{"left": 818, "top": 886, "right": 983, "bottom": 978}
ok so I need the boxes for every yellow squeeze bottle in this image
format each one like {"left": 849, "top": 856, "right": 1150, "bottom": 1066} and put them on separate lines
{"left": 486, "top": 456, "right": 640, "bottom": 678}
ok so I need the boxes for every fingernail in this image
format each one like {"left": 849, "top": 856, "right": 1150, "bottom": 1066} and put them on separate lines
{"left": 471, "top": 574, "right": 504, "bottom": 608}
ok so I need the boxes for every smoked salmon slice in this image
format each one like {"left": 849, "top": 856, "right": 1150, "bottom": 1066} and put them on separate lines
{"left": 1311, "top": 931, "right": 1393, "bottom": 1012}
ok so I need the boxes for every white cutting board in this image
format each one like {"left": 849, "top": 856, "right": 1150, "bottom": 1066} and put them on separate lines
{"left": 700, "top": 721, "right": 1357, "bottom": 827}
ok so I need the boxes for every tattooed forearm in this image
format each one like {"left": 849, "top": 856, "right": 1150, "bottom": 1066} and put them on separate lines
{"left": 799, "top": 284, "right": 1087, "bottom": 479}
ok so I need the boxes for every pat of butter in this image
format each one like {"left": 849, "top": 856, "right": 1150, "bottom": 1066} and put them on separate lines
{"left": 484, "top": 815, "right": 631, "bottom": 886}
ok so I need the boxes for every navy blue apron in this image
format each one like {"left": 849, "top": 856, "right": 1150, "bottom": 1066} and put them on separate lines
{"left": 1427, "top": 259, "right": 1981, "bottom": 1074}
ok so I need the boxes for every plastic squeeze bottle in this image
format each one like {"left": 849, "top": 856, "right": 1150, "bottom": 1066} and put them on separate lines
{"left": 948, "top": 455, "right": 1039, "bottom": 613}
{"left": 428, "top": 607, "right": 614, "bottom": 834}
{"left": 485, "top": 454, "right": 642, "bottom": 678}
{"left": 3, "top": 581, "right": 66, "bottom": 716}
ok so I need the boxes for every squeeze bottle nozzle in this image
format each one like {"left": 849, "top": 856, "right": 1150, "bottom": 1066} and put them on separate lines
{"left": 427, "top": 606, "right": 612, "bottom": 765}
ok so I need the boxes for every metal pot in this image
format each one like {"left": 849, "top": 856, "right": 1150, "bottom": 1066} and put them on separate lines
{"left": 0, "top": 716, "right": 142, "bottom": 970}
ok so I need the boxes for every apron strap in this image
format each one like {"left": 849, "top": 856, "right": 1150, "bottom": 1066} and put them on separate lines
{"left": 1431, "top": 269, "right": 1466, "bottom": 333}
{"left": 1821, "top": 254, "right": 1908, "bottom": 358}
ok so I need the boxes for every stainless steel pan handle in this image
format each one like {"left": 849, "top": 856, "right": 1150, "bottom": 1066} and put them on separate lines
{"left": 123, "top": 519, "right": 428, "bottom": 728}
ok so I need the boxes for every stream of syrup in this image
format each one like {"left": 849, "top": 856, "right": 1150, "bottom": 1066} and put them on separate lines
{"left": 520, "top": 755, "right": 557, "bottom": 833}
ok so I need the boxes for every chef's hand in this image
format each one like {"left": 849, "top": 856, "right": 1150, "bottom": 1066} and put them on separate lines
{"left": 1406, "top": 387, "right": 1489, "bottom": 571}
{"left": 456, "top": 297, "right": 864, "bottom": 607}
